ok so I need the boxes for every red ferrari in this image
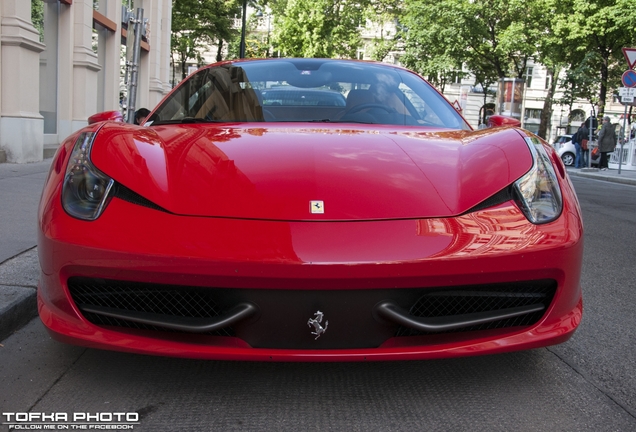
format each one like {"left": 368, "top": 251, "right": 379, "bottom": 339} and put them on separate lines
{"left": 37, "top": 59, "right": 583, "bottom": 361}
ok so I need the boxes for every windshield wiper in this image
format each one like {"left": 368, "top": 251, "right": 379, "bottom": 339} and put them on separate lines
{"left": 307, "top": 119, "right": 373, "bottom": 124}
{"left": 152, "top": 118, "right": 223, "bottom": 125}
{"left": 179, "top": 118, "right": 223, "bottom": 124}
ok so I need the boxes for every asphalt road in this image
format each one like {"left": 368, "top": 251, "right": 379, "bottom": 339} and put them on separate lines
{"left": 1, "top": 175, "right": 635, "bottom": 431}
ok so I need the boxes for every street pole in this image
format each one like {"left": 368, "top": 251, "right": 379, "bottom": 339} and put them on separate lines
{"left": 239, "top": 0, "right": 247, "bottom": 59}
{"left": 588, "top": 110, "right": 594, "bottom": 169}
{"left": 619, "top": 103, "right": 628, "bottom": 174}
{"left": 126, "top": 8, "right": 144, "bottom": 124}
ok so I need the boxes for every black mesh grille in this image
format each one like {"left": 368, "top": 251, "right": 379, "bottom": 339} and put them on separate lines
{"left": 67, "top": 277, "right": 233, "bottom": 336}
{"left": 67, "top": 277, "right": 557, "bottom": 345}
{"left": 395, "top": 280, "right": 556, "bottom": 336}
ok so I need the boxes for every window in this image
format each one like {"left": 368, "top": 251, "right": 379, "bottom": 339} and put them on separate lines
{"left": 545, "top": 76, "right": 551, "bottom": 90}
{"left": 569, "top": 109, "right": 585, "bottom": 124}
{"left": 524, "top": 67, "right": 534, "bottom": 88}
{"left": 450, "top": 71, "right": 464, "bottom": 85}
{"left": 524, "top": 108, "right": 542, "bottom": 121}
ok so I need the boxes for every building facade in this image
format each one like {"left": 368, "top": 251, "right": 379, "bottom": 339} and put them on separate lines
{"left": 0, "top": 0, "right": 173, "bottom": 164}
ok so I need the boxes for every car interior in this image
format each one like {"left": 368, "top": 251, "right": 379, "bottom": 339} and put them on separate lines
{"left": 151, "top": 60, "right": 469, "bottom": 129}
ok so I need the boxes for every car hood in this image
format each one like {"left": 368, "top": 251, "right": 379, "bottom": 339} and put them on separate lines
{"left": 91, "top": 123, "right": 532, "bottom": 221}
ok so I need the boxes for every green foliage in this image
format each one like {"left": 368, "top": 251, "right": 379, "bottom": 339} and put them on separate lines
{"left": 368, "top": 38, "right": 395, "bottom": 62}
{"left": 400, "top": 0, "right": 546, "bottom": 87}
{"left": 168, "top": 0, "right": 636, "bottom": 121}
{"left": 558, "top": 53, "right": 602, "bottom": 106}
{"left": 270, "top": 0, "right": 365, "bottom": 58}
{"left": 31, "top": 0, "right": 44, "bottom": 42}
{"left": 552, "top": 0, "right": 636, "bottom": 116}
{"left": 364, "top": 0, "right": 402, "bottom": 62}
{"left": 224, "top": 7, "right": 272, "bottom": 59}
{"left": 171, "top": 0, "right": 241, "bottom": 77}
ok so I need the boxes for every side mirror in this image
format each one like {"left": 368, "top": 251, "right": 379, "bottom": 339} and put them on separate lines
{"left": 487, "top": 115, "right": 521, "bottom": 128}
{"left": 88, "top": 111, "right": 124, "bottom": 125}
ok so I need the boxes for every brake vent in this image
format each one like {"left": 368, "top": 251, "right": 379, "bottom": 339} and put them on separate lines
{"left": 113, "top": 183, "right": 169, "bottom": 212}
{"left": 465, "top": 186, "right": 515, "bottom": 213}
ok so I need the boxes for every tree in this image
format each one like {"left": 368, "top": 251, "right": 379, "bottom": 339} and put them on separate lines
{"left": 171, "top": 0, "right": 240, "bottom": 79}
{"left": 400, "top": 0, "right": 546, "bottom": 89}
{"left": 31, "top": 0, "right": 44, "bottom": 41}
{"left": 270, "top": 0, "right": 366, "bottom": 58}
{"left": 224, "top": 7, "right": 272, "bottom": 59}
{"left": 363, "top": 0, "right": 402, "bottom": 62}
{"left": 528, "top": 0, "right": 568, "bottom": 138}
{"left": 553, "top": 0, "right": 636, "bottom": 118}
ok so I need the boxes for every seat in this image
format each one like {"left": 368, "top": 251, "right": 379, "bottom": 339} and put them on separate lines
{"left": 345, "top": 89, "right": 376, "bottom": 109}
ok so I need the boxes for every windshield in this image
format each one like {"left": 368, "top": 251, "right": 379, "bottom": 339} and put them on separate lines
{"left": 151, "top": 59, "right": 470, "bottom": 129}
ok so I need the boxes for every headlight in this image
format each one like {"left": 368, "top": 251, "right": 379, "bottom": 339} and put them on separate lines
{"left": 514, "top": 137, "right": 563, "bottom": 224}
{"left": 61, "top": 132, "right": 114, "bottom": 220}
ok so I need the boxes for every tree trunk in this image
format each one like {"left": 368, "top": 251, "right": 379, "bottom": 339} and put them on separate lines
{"left": 181, "top": 55, "right": 187, "bottom": 80}
{"left": 538, "top": 67, "right": 558, "bottom": 140}
{"left": 216, "top": 39, "right": 224, "bottom": 62}
{"left": 598, "top": 50, "right": 610, "bottom": 119}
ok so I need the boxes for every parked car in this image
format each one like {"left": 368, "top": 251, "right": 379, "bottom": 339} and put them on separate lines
{"left": 552, "top": 135, "right": 574, "bottom": 166}
{"left": 37, "top": 58, "right": 583, "bottom": 361}
{"left": 552, "top": 134, "right": 598, "bottom": 167}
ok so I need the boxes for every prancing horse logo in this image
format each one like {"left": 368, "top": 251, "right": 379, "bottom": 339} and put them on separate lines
{"left": 310, "top": 200, "right": 324, "bottom": 214}
{"left": 307, "top": 311, "right": 328, "bottom": 340}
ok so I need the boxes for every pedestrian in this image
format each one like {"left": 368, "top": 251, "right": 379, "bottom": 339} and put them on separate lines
{"left": 135, "top": 108, "right": 151, "bottom": 125}
{"left": 571, "top": 126, "right": 581, "bottom": 168}
{"left": 573, "top": 122, "right": 589, "bottom": 168}
{"left": 596, "top": 116, "right": 617, "bottom": 170}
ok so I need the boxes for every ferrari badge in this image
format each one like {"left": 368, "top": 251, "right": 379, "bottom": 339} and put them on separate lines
{"left": 310, "top": 200, "right": 324, "bottom": 214}
{"left": 307, "top": 311, "right": 328, "bottom": 339}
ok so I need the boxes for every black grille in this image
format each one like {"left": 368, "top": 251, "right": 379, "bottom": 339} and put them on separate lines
{"left": 67, "top": 277, "right": 557, "bottom": 348}
{"left": 395, "top": 280, "right": 556, "bottom": 336}
{"left": 67, "top": 277, "right": 233, "bottom": 336}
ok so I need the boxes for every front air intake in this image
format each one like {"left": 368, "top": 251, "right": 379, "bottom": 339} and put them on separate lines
{"left": 67, "top": 277, "right": 234, "bottom": 336}
{"left": 395, "top": 279, "right": 556, "bottom": 336}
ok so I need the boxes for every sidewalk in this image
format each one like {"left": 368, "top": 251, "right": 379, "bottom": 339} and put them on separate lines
{"left": 565, "top": 165, "right": 636, "bottom": 186}
{"left": 0, "top": 158, "right": 51, "bottom": 341}
{"left": 1, "top": 159, "right": 636, "bottom": 342}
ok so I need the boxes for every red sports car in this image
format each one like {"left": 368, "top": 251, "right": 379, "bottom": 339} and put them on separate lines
{"left": 37, "top": 59, "right": 583, "bottom": 361}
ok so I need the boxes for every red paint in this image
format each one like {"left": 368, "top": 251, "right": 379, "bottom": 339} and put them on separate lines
{"left": 487, "top": 115, "right": 521, "bottom": 128}
{"left": 87, "top": 110, "right": 124, "bottom": 125}
{"left": 90, "top": 123, "right": 532, "bottom": 220}
{"left": 36, "top": 59, "right": 583, "bottom": 361}
{"left": 37, "top": 183, "right": 583, "bottom": 360}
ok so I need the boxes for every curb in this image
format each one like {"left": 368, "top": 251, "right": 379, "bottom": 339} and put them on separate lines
{"left": 0, "top": 248, "right": 40, "bottom": 342}
{"left": 0, "top": 285, "right": 37, "bottom": 342}
{"left": 566, "top": 169, "right": 636, "bottom": 186}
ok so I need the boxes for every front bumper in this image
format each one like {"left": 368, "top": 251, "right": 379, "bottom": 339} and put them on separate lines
{"left": 38, "top": 194, "right": 583, "bottom": 361}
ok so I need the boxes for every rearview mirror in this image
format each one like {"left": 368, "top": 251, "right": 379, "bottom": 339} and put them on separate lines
{"left": 88, "top": 111, "right": 124, "bottom": 125}
{"left": 487, "top": 115, "right": 521, "bottom": 128}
